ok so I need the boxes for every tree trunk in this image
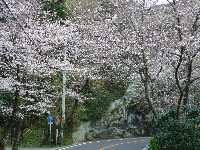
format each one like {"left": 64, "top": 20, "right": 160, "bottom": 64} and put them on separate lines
{"left": 66, "top": 99, "right": 78, "bottom": 130}
{"left": 175, "top": 47, "right": 185, "bottom": 120}
{"left": 183, "top": 60, "right": 192, "bottom": 105}
{"left": 42, "top": 113, "right": 49, "bottom": 145}
{"left": 2, "top": 64, "right": 20, "bottom": 150}
{"left": 12, "top": 118, "right": 22, "bottom": 150}
{"left": 141, "top": 47, "right": 158, "bottom": 120}
{"left": 181, "top": 60, "right": 193, "bottom": 120}
{"left": 2, "top": 88, "right": 20, "bottom": 150}
{"left": 143, "top": 72, "right": 158, "bottom": 120}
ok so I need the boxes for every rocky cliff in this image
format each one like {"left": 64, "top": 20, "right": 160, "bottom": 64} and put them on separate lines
{"left": 73, "top": 84, "right": 156, "bottom": 141}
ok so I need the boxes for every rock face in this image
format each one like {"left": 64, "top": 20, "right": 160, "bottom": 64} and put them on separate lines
{"left": 73, "top": 84, "right": 156, "bottom": 142}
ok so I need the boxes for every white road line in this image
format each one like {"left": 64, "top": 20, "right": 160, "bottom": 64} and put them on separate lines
{"left": 83, "top": 143, "right": 86, "bottom": 144}
{"left": 89, "top": 142, "right": 92, "bottom": 143}
{"left": 79, "top": 144, "right": 81, "bottom": 145}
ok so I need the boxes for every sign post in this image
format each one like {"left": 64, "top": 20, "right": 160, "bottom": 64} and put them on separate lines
{"left": 47, "top": 116, "right": 53, "bottom": 147}
{"left": 55, "top": 116, "right": 61, "bottom": 145}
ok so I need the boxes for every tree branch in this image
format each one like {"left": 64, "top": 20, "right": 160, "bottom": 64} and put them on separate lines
{"left": 2, "top": 0, "right": 32, "bottom": 42}
{"left": 175, "top": 46, "right": 184, "bottom": 120}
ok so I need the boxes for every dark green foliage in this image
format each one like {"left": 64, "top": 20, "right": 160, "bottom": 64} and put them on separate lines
{"left": 0, "top": 17, "right": 6, "bottom": 23}
{"left": 100, "top": 0, "right": 110, "bottom": 10}
{"left": 156, "top": 108, "right": 176, "bottom": 128}
{"left": 84, "top": 99, "right": 106, "bottom": 121}
{"left": 37, "top": 13, "right": 45, "bottom": 22}
{"left": 186, "top": 107, "right": 200, "bottom": 120}
{"left": 0, "top": 89, "right": 14, "bottom": 108}
{"left": 21, "top": 118, "right": 29, "bottom": 129}
{"left": 60, "top": 21, "right": 65, "bottom": 25}
{"left": 148, "top": 137, "right": 161, "bottom": 150}
{"left": 148, "top": 108, "right": 200, "bottom": 150}
{"left": 0, "top": 7, "right": 6, "bottom": 23}
{"left": 41, "top": 0, "right": 70, "bottom": 23}
{"left": 82, "top": 79, "right": 127, "bottom": 122}
{"left": 190, "top": 87, "right": 200, "bottom": 107}
{"left": 100, "top": 0, "right": 115, "bottom": 15}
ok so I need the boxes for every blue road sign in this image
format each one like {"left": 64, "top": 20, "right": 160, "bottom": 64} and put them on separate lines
{"left": 47, "top": 116, "right": 53, "bottom": 122}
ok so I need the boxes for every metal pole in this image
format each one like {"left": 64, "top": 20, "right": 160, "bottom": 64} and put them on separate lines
{"left": 61, "top": 47, "right": 66, "bottom": 139}
{"left": 50, "top": 122, "right": 51, "bottom": 146}
{"left": 56, "top": 128, "right": 58, "bottom": 145}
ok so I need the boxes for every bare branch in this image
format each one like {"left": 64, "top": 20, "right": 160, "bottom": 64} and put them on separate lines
{"left": 156, "top": 65, "right": 163, "bottom": 77}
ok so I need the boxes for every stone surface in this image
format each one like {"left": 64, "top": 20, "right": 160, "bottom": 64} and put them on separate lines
{"left": 72, "top": 84, "right": 156, "bottom": 142}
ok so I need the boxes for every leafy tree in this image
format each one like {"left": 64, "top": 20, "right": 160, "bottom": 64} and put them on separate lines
{"left": 149, "top": 107, "right": 200, "bottom": 150}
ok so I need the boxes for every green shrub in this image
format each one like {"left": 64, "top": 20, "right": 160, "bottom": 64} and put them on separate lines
{"left": 186, "top": 107, "right": 200, "bottom": 120}
{"left": 148, "top": 108, "right": 200, "bottom": 150}
{"left": 41, "top": 0, "right": 70, "bottom": 23}
{"left": 155, "top": 108, "right": 176, "bottom": 129}
{"left": 148, "top": 137, "right": 161, "bottom": 150}
{"left": 82, "top": 79, "right": 127, "bottom": 122}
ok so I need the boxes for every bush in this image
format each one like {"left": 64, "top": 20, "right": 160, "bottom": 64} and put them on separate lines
{"left": 148, "top": 137, "right": 161, "bottom": 150}
{"left": 148, "top": 108, "right": 200, "bottom": 150}
{"left": 186, "top": 107, "right": 200, "bottom": 120}
{"left": 83, "top": 79, "right": 127, "bottom": 122}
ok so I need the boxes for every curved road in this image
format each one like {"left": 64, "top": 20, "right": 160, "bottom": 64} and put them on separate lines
{"left": 54, "top": 137, "right": 150, "bottom": 150}
{"left": 6, "top": 137, "right": 150, "bottom": 150}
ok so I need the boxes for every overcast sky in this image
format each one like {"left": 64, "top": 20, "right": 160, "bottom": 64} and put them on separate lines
{"left": 156, "top": 0, "right": 172, "bottom": 5}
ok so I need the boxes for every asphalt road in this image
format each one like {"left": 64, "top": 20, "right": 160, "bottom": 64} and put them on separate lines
{"left": 6, "top": 137, "right": 150, "bottom": 150}
{"left": 54, "top": 137, "right": 150, "bottom": 150}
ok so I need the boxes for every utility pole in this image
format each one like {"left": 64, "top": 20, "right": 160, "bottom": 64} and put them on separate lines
{"left": 61, "top": 47, "right": 66, "bottom": 139}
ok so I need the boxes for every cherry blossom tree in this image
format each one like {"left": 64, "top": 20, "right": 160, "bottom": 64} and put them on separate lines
{"left": 111, "top": 0, "right": 200, "bottom": 120}
{"left": 72, "top": 0, "right": 200, "bottom": 120}
{"left": 0, "top": 0, "right": 77, "bottom": 149}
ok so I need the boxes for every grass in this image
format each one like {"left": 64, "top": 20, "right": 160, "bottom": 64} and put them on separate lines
{"left": 5, "top": 127, "right": 73, "bottom": 148}
{"left": 6, "top": 128, "right": 44, "bottom": 148}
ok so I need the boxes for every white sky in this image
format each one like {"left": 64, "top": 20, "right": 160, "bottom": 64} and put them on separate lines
{"left": 156, "top": 0, "right": 173, "bottom": 5}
